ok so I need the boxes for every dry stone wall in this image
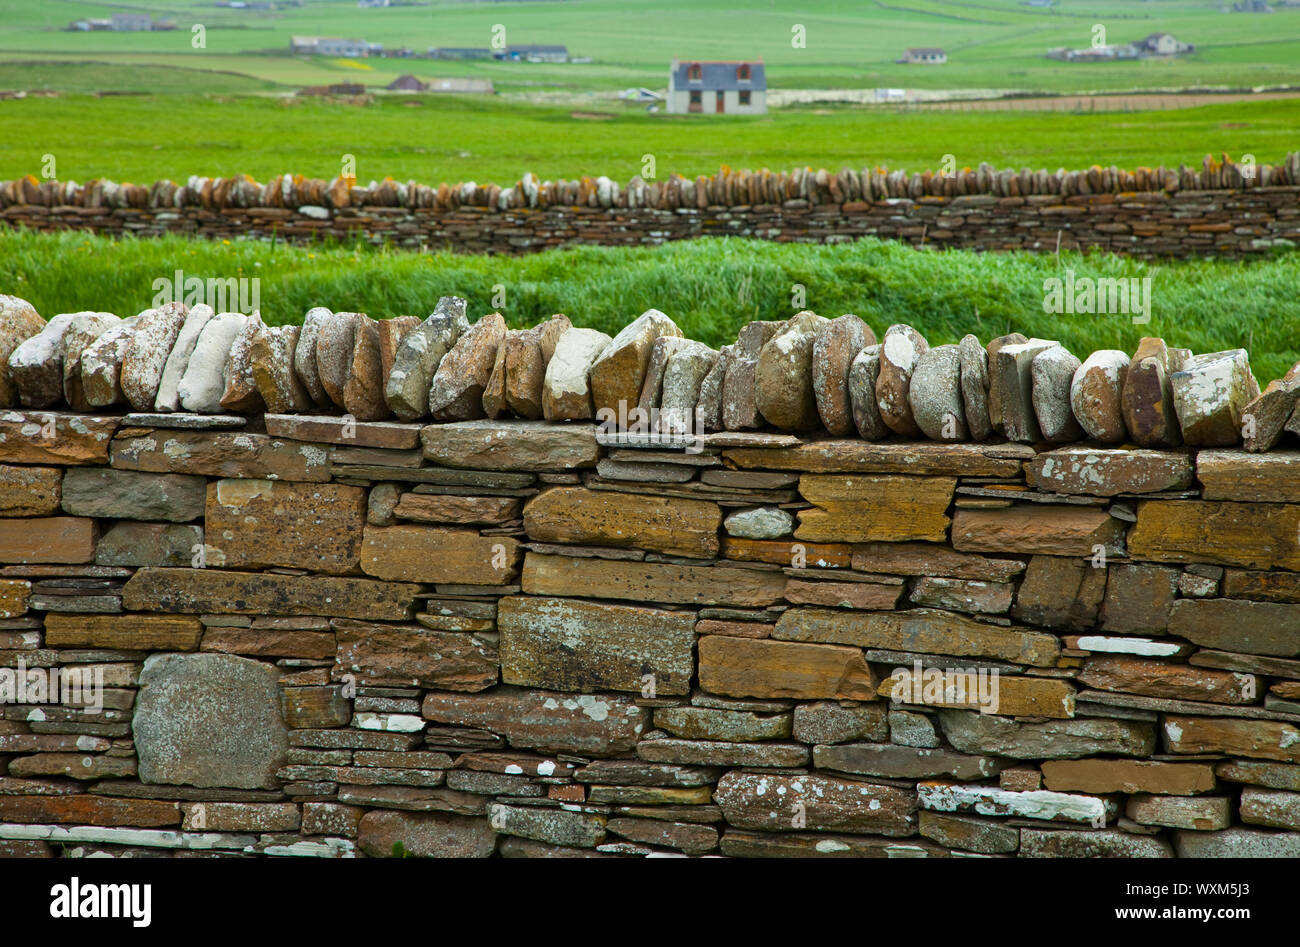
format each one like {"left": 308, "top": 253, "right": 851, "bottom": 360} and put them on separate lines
{"left": 2, "top": 294, "right": 1300, "bottom": 858}
{"left": 3, "top": 153, "right": 1299, "bottom": 257}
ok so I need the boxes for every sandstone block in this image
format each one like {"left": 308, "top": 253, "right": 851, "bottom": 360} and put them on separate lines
{"left": 812, "top": 313, "right": 873, "bottom": 436}
{"left": 422, "top": 687, "right": 646, "bottom": 756}
{"left": 589, "top": 309, "right": 681, "bottom": 417}
{"left": 717, "top": 770, "right": 916, "bottom": 836}
{"left": 1121, "top": 337, "right": 1185, "bottom": 448}
{"left": 205, "top": 479, "right": 365, "bottom": 573}
{"left": 795, "top": 474, "right": 954, "bottom": 543}
{"left": 756, "top": 311, "right": 828, "bottom": 431}
{"left": 122, "top": 567, "right": 417, "bottom": 620}
{"left": 1170, "top": 348, "right": 1257, "bottom": 447}
{"left": 383, "top": 297, "right": 469, "bottom": 421}
{"left": 61, "top": 467, "right": 206, "bottom": 522}
{"left": 952, "top": 505, "right": 1125, "bottom": 556}
{"left": 499, "top": 595, "right": 695, "bottom": 695}
{"left": 698, "top": 635, "right": 877, "bottom": 700}
{"left": 522, "top": 552, "right": 785, "bottom": 607}
{"left": 0, "top": 464, "right": 61, "bottom": 516}
{"left": 360, "top": 525, "right": 520, "bottom": 585}
{"left": 523, "top": 486, "right": 720, "bottom": 558}
{"left": 421, "top": 419, "right": 599, "bottom": 471}
{"left": 335, "top": 620, "right": 497, "bottom": 691}
{"left": 1070, "top": 349, "right": 1129, "bottom": 442}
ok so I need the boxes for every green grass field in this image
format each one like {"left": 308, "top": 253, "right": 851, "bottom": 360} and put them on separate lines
{"left": 2, "top": 0, "right": 1299, "bottom": 95}
{"left": 0, "top": 92, "right": 1292, "bottom": 186}
{"left": 3, "top": 228, "right": 1296, "bottom": 382}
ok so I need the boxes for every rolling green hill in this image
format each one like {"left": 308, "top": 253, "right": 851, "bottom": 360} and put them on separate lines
{"left": 1, "top": 0, "right": 1298, "bottom": 95}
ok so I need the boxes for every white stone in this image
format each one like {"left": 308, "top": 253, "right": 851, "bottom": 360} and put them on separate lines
{"left": 1074, "top": 636, "right": 1185, "bottom": 657}
{"left": 724, "top": 506, "right": 795, "bottom": 540}
{"left": 154, "top": 304, "right": 215, "bottom": 412}
{"left": 542, "top": 328, "right": 612, "bottom": 421}
{"left": 177, "top": 313, "right": 248, "bottom": 413}
{"left": 918, "top": 782, "right": 1117, "bottom": 824}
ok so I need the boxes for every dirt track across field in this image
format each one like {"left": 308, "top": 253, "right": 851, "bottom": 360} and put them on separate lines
{"left": 904, "top": 90, "right": 1300, "bottom": 112}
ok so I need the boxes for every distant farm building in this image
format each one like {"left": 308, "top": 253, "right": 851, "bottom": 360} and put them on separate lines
{"left": 111, "top": 13, "right": 154, "bottom": 31}
{"left": 667, "top": 60, "right": 766, "bottom": 115}
{"left": 1139, "top": 32, "right": 1195, "bottom": 55}
{"left": 899, "top": 48, "right": 947, "bottom": 64}
{"left": 292, "top": 36, "right": 372, "bottom": 57}
{"left": 384, "top": 75, "right": 494, "bottom": 94}
{"left": 72, "top": 14, "right": 170, "bottom": 31}
{"left": 298, "top": 83, "right": 367, "bottom": 96}
{"left": 498, "top": 44, "right": 569, "bottom": 62}
{"left": 1047, "top": 32, "right": 1194, "bottom": 61}
{"left": 428, "top": 47, "right": 494, "bottom": 60}
{"left": 426, "top": 77, "right": 494, "bottom": 93}
{"left": 387, "top": 74, "right": 426, "bottom": 92}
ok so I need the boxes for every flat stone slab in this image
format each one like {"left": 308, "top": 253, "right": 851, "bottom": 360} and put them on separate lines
{"left": 123, "top": 413, "right": 247, "bottom": 430}
{"left": 723, "top": 440, "right": 1029, "bottom": 476}
{"left": 1025, "top": 447, "right": 1194, "bottom": 497}
{"left": 422, "top": 419, "right": 600, "bottom": 471}
{"left": 264, "top": 413, "right": 420, "bottom": 450}
{"left": 0, "top": 411, "right": 119, "bottom": 465}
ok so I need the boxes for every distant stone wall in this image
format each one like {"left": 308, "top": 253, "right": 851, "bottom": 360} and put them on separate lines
{"left": 4, "top": 298, "right": 1300, "bottom": 858}
{"left": 2, "top": 154, "right": 1298, "bottom": 257}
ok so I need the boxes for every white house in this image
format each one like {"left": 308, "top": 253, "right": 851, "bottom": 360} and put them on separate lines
{"left": 667, "top": 60, "right": 766, "bottom": 115}
{"left": 899, "top": 47, "right": 947, "bottom": 64}
{"left": 1139, "top": 32, "right": 1195, "bottom": 55}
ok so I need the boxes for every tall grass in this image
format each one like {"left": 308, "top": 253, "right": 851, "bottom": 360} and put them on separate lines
{"left": 3, "top": 228, "right": 1296, "bottom": 381}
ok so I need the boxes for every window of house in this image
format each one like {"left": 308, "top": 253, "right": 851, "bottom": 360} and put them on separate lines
{"left": 688, "top": 63, "right": 702, "bottom": 82}
{"left": 688, "top": 89, "right": 702, "bottom": 112}
{"left": 738, "top": 89, "right": 751, "bottom": 105}
{"left": 737, "top": 63, "right": 750, "bottom": 82}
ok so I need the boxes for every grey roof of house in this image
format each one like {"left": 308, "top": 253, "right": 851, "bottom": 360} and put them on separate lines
{"left": 671, "top": 61, "right": 766, "bottom": 91}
